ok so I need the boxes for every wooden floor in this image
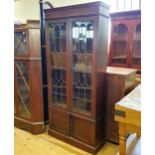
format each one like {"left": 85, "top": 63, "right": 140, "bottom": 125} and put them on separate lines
{"left": 14, "top": 127, "right": 139, "bottom": 155}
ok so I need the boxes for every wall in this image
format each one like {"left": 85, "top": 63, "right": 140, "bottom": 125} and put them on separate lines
{"left": 14, "top": 0, "right": 110, "bottom": 23}
{"left": 14, "top": 0, "right": 39, "bottom": 23}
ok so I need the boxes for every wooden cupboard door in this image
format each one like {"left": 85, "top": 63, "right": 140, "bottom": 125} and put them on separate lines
{"left": 110, "top": 21, "right": 131, "bottom": 67}
{"left": 130, "top": 20, "right": 141, "bottom": 69}
{"left": 46, "top": 21, "right": 68, "bottom": 109}
{"left": 70, "top": 116, "right": 94, "bottom": 145}
{"left": 15, "top": 61, "right": 31, "bottom": 119}
{"left": 49, "top": 107, "right": 70, "bottom": 135}
{"left": 14, "top": 30, "right": 28, "bottom": 56}
{"left": 71, "top": 18, "right": 95, "bottom": 115}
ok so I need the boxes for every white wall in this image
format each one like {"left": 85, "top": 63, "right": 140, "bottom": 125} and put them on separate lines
{"left": 14, "top": 0, "right": 110, "bottom": 23}
{"left": 14, "top": 0, "right": 39, "bottom": 23}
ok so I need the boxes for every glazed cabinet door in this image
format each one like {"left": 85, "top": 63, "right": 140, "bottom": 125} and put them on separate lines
{"left": 14, "top": 64, "right": 18, "bottom": 116}
{"left": 46, "top": 20, "right": 68, "bottom": 109}
{"left": 110, "top": 21, "right": 130, "bottom": 67}
{"left": 130, "top": 20, "right": 141, "bottom": 69}
{"left": 15, "top": 60, "right": 31, "bottom": 119}
{"left": 14, "top": 30, "right": 28, "bottom": 56}
{"left": 71, "top": 18, "right": 94, "bottom": 115}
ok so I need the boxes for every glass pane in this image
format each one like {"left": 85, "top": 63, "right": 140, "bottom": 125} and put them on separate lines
{"left": 51, "top": 68, "right": 67, "bottom": 107}
{"left": 55, "top": 26, "right": 60, "bottom": 52}
{"left": 61, "top": 25, "right": 66, "bottom": 52}
{"left": 49, "top": 25, "right": 55, "bottom": 52}
{"left": 72, "top": 21, "right": 93, "bottom": 54}
{"left": 86, "top": 23, "right": 93, "bottom": 53}
{"left": 72, "top": 21, "right": 93, "bottom": 114}
{"left": 49, "top": 22, "right": 67, "bottom": 108}
{"left": 49, "top": 23, "right": 66, "bottom": 53}
{"left": 16, "top": 62, "right": 31, "bottom": 118}
{"left": 112, "top": 24, "right": 128, "bottom": 64}
{"left": 132, "top": 23, "right": 141, "bottom": 66}
{"left": 72, "top": 72, "right": 92, "bottom": 113}
{"left": 14, "top": 32, "right": 27, "bottom": 55}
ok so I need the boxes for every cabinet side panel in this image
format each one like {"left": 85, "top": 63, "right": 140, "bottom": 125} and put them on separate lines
{"left": 105, "top": 74, "right": 124, "bottom": 142}
{"left": 96, "top": 15, "right": 109, "bottom": 70}
{"left": 29, "top": 61, "right": 44, "bottom": 122}
{"left": 96, "top": 72, "right": 106, "bottom": 118}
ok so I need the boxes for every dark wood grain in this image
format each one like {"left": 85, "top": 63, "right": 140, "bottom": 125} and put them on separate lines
{"left": 14, "top": 20, "right": 45, "bottom": 134}
{"left": 45, "top": 2, "right": 109, "bottom": 154}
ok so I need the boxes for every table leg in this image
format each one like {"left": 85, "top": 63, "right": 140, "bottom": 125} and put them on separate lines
{"left": 119, "top": 123, "right": 127, "bottom": 155}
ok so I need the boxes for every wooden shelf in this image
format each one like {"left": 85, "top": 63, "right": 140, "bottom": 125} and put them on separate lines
{"left": 72, "top": 68, "right": 92, "bottom": 73}
{"left": 112, "top": 55, "right": 127, "bottom": 59}
{"left": 73, "top": 96, "right": 91, "bottom": 102}
{"left": 72, "top": 108, "right": 91, "bottom": 115}
{"left": 52, "top": 92, "right": 66, "bottom": 97}
{"left": 73, "top": 86, "right": 91, "bottom": 89}
{"left": 73, "top": 53, "right": 93, "bottom": 56}
{"left": 132, "top": 55, "right": 141, "bottom": 60}
{"left": 51, "top": 66, "right": 66, "bottom": 70}
{"left": 51, "top": 52, "right": 66, "bottom": 54}
{"left": 52, "top": 85, "right": 66, "bottom": 88}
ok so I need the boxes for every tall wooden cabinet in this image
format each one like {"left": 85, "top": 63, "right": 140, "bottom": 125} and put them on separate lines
{"left": 109, "top": 10, "right": 141, "bottom": 74}
{"left": 14, "top": 20, "right": 45, "bottom": 134}
{"left": 45, "top": 2, "right": 109, "bottom": 153}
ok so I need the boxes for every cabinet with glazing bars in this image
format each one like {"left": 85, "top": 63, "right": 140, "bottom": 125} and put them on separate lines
{"left": 109, "top": 10, "right": 141, "bottom": 74}
{"left": 45, "top": 2, "right": 109, "bottom": 153}
{"left": 14, "top": 20, "right": 44, "bottom": 134}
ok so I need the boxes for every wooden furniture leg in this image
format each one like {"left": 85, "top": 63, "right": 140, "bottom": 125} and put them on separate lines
{"left": 119, "top": 123, "right": 127, "bottom": 155}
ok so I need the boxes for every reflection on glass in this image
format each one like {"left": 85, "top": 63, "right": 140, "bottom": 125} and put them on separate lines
{"left": 61, "top": 25, "right": 66, "bottom": 52}
{"left": 14, "top": 32, "right": 27, "bottom": 55}
{"left": 132, "top": 23, "right": 141, "bottom": 66}
{"left": 79, "top": 24, "right": 86, "bottom": 53}
{"left": 72, "top": 21, "right": 93, "bottom": 113}
{"left": 72, "top": 21, "right": 93, "bottom": 53}
{"left": 72, "top": 21, "right": 93, "bottom": 73}
{"left": 87, "top": 23, "right": 93, "bottom": 53}
{"left": 73, "top": 23, "right": 79, "bottom": 39}
{"left": 73, "top": 23, "right": 79, "bottom": 53}
{"left": 112, "top": 24, "right": 128, "bottom": 64}
{"left": 16, "top": 62, "right": 31, "bottom": 118}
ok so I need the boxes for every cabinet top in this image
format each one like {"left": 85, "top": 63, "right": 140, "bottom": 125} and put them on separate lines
{"left": 106, "top": 66, "right": 137, "bottom": 76}
{"left": 14, "top": 20, "right": 40, "bottom": 30}
{"left": 110, "top": 10, "right": 141, "bottom": 20}
{"left": 44, "top": 1, "right": 110, "bottom": 20}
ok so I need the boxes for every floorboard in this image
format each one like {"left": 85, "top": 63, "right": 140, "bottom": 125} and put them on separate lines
{"left": 14, "top": 127, "right": 139, "bottom": 155}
